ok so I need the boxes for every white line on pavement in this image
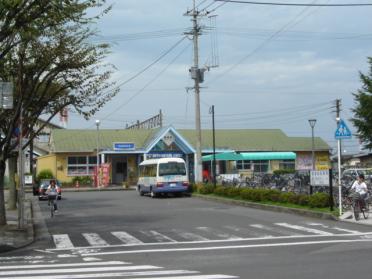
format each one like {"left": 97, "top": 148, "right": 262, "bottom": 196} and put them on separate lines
{"left": 275, "top": 223, "right": 333, "bottom": 235}
{"left": 0, "top": 273, "right": 237, "bottom": 279}
{"left": 81, "top": 238, "right": 372, "bottom": 256}
{"left": 305, "top": 222, "right": 361, "bottom": 234}
{"left": 196, "top": 227, "right": 242, "bottom": 240}
{"left": 52, "top": 234, "right": 74, "bottom": 249}
{"left": 175, "top": 230, "right": 209, "bottom": 241}
{"left": 0, "top": 265, "right": 161, "bottom": 276}
{"left": 0, "top": 261, "right": 128, "bottom": 270}
{"left": 140, "top": 230, "right": 177, "bottom": 242}
{"left": 82, "top": 233, "right": 109, "bottom": 247}
{"left": 111, "top": 231, "right": 143, "bottom": 245}
{"left": 46, "top": 231, "right": 372, "bottom": 251}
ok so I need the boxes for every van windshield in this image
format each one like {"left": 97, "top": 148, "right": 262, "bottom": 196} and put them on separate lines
{"left": 159, "top": 162, "right": 186, "bottom": 176}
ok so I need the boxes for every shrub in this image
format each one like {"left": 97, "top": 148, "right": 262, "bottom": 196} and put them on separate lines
{"left": 225, "top": 187, "right": 241, "bottom": 198}
{"left": 250, "top": 189, "right": 262, "bottom": 202}
{"left": 37, "top": 169, "right": 54, "bottom": 181}
{"left": 273, "top": 169, "right": 295, "bottom": 175}
{"left": 265, "top": 189, "right": 281, "bottom": 202}
{"left": 278, "top": 192, "right": 296, "bottom": 203}
{"left": 214, "top": 186, "right": 227, "bottom": 196}
{"left": 198, "top": 184, "right": 215, "bottom": 194}
{"left": 308, "top": 192, "right": 329, "bottom": 208}
{"left": 72, "top": 176, "right": 92, "bottom": 185}
{"left": 297, "top": 194, "right": 309, "bottom": 206}
{"left": 240, "top": 188, "right": 253, "bottom": 200}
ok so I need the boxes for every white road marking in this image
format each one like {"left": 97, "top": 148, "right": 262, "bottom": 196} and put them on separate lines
{"left": 111, "top": 231, "right": 143, "bottom": 245}
{"left": 46, "top": 231, "right": 372, "bottom": 251}
{"left": 196, "top": 227, "right": 242, "bottom": 240}
{"left": 0, "top": 261, "right": 127, "bottom": 270}
{"left": 140, "top": 230, "right": 177, "bottom": 242}
{"left": 82, "top": 233, "right": 109, "bottom": 246}
{"left": 82, "top": 238, "right": 372, "bottom": 256}
{"left": 224, "top": 225, "right": 271, "bottom": 238}
{"left": 175, "top": 230, "right": 210, "bottom": 241}
{"left": 82, "top": 257, "right": 102, "bottom": 262}
{"left": 250, "top": 223, "right": 302, "bottom": 236}
{"left": 275, "top": 223, "right": 333, "bottom": 235}
{"left": 0, "top": 265, "right": 161, "bottom": 276}
{"left": 0, "top": 272, "right": 236, "bottom": 279}
{"left": 305, "top": 222, "right": 361, "bottom": 234}
{"left": 52, "top": 234, "right": 74, "bottom": 249}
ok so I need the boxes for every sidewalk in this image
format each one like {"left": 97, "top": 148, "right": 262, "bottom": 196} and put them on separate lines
{"left": 0, "top": 192, "right": 34, "bottom": 253}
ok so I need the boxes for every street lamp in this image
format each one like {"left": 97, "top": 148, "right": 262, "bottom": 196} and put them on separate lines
{"left": 308, "top": 119, "right": 316, "bottom": 195}
{"left": 95, "top": 119, "right": 100, "bottom": 187}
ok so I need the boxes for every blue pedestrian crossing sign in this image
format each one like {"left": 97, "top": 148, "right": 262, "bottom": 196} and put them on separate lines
{"left": 335, "top": 119, "right": 352, "bottom": 139}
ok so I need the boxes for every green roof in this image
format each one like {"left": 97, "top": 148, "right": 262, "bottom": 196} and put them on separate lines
{"left": 178, "top": 129, "right": 329, "bottom": 152}
{"left": 49, "top": 127, "right": 330, "bottom": 153}
{"left": 50, "top": 129, "right": 159, "bottom": 153}
{"left": 202, "top": 152, "right": 296, "bottom": 161}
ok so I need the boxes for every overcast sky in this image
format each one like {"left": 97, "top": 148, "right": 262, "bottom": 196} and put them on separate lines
{"left": 62, "top": 0, "right": 372, "bottom": 155}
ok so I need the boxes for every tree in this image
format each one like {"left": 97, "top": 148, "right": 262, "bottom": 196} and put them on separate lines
{"left": 0, "top": 0, "right": 109, "bottom": 59}
{"left": 351, "top": 57, "right": 372, "bottom": 150}
{"left": 0, "top": 0, "right": 118, "bottom": 226}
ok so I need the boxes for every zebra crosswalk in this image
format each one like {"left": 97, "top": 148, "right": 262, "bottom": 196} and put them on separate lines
{"left": 0, "top": 260, "right": 238, "bottom": 279}
{"left": 49, "top": 222, "right": 369, "bottom": 250}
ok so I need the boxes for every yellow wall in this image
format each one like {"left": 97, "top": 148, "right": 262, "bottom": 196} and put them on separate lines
{"left": 36, "top": 154, "right": 57, "bottom": 177}
{"left": 37, "top": 152, "right": 95, "bottom": 183}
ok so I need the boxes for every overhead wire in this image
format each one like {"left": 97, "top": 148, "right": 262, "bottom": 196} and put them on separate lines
{"left": 206, "top": 0, "right": 320, "bottom": 85}
{"left": 214, "top": 0, "right": 372, "bottom": 7}
{"left": 100, "top": 40, "right": 192, "bottom": 122}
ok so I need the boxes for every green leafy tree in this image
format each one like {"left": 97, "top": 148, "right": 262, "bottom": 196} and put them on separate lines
{"left": 0, "top": 0, "right": 118, "bottom": 226}
{"left": 351, "top": 57, "right": 372, "bottom": 150}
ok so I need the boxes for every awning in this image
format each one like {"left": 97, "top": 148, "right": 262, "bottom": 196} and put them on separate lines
{"left": 202, "top": 152, "right": 296, "bottom": 161}
{"left": 202, "top": 152, "right": 241, "bottom": 161}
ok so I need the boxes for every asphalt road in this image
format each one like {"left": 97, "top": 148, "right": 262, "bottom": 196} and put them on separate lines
{"left": 1, "top": 190, "right": 372, "bottom": 279}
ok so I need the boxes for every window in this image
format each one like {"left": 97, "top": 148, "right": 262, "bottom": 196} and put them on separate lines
{"left": 159, "top": 162, "right": 186, "bottom": 176}
{"left": 236, "top": 160, "right": 251, "bottom": 170}
{"left": 67, "top": 156, "right": 97, "bottom": 176}
{"left": 279, "top": 160, "right": 295, "bottom": 170}
{"left": 253, "top": 160, "right": 269, "bottom": 173}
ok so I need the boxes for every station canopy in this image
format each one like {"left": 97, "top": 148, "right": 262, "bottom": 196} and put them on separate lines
{"left": 202, "top": 152, "right": 296, "bottom": 161}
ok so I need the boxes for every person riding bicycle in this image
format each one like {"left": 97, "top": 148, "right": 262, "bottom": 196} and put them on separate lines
{"left": 46, "top": 180, "right": 59, "bottom": 212}
{"left": 350, "top": 174, "right": 368, "bottom": 209}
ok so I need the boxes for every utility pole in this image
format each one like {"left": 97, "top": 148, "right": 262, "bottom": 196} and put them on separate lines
{"left": 18, "top": 104, "right": 25, "bottom": 229}
{"left": 186, "top": 0, "right": 202, "bottom": 183}
{"left": 335, "top": 99, "right": 342, "bottom": 216}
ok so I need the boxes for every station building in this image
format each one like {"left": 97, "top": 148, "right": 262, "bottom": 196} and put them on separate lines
{"left": 36, "top": 125, "right": 331, "bottom": 185}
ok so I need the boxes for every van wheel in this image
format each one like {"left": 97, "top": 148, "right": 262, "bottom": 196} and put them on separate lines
{"left": 150, "top": 189, "right": 156, "bottom": 198}
{"left": 138, "top": 186, "right": 144, "bottom": 196}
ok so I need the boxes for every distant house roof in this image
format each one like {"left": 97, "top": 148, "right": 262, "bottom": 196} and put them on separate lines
{"left": 49, "top": 127, "right": 330, "bottom": 153}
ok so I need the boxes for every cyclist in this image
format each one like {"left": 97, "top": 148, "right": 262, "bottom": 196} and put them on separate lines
{"left": 46, "top": 180, "right": 59, "bottom": 212}
{"left": 350, "top": 174, "right": 368, "bottom": 209}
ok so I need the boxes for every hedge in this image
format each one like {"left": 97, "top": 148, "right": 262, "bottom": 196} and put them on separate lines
{"left": 193, "top": 184, "right": 329, "bottom": 208}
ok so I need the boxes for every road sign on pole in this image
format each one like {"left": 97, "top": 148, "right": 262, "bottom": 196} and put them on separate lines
{"left": 335, "top": 119, "right": 352, "bottom": 139}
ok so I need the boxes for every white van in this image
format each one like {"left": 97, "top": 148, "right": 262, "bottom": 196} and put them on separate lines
{"left": 137, "top": 158, "right": 190, "bottom": 197}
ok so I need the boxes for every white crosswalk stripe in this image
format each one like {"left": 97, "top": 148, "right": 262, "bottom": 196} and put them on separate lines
{"left": 140, "top": 230, "right": 177, "bottom": 242}
{"left": 0, "top": 261, "right": 238, "bottom": 279}
{"left": 50, "top": 223, "right": 367, "bottom": 249}
{"left": 196, "top": 227, "right": 242, "bottom": 240}
{"left": 52, "top": 234, "right": 74, "bottom": 249}
{"left": 275, "top": 223, "right": 333, "bottom": 235}
{"left": 82, "top": 233, "right": 109, "bottom": 246}
{"left": 111, "top": 231, "right": 144, "bottom": 245}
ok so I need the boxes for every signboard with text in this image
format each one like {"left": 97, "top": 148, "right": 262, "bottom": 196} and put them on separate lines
{"left": 310, "top": 170, "right": 329, "bottom": 186}
{"left": 113, "top": 142, "right": 135, "bottom": 151}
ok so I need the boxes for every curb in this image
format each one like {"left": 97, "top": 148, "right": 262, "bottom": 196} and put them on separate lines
{"left": 194, "top": 194, "right": 338, "bottom": 221}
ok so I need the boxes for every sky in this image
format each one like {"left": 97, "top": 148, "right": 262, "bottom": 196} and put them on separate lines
{"left": 61, "top": 0, "right": 372, "bottom": 155}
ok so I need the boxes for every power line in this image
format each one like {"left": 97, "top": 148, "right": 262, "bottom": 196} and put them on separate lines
{"left": 215, "top": 0, "right": 372, "bottom": 6}
{"left": 206, "top": 0, "right": 319, "bottom": 85}
{"left": 100, "top": 40, "right": 192, "bottom": 121}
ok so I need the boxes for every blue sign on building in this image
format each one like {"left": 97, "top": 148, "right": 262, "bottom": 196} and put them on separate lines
{"left": 113, "top": 142, "right": 135, "bottom": 151}
{"left": 335, "top": 119, "right": 352, "bottom": 140}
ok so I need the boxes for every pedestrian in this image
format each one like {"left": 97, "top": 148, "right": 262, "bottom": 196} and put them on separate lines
{"left": 350, "top": 174, "right": 368, "bottom": 209}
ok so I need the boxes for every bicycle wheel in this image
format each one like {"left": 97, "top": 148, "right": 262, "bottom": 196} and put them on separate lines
{"left": 50, "top": 201, "right": 54, "bottom": 218}
{"left": 353, "top": 201, "right": 360, "bottom": 221}
{"left": 362, "top": 203, "right": 370, "bottom": 219}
